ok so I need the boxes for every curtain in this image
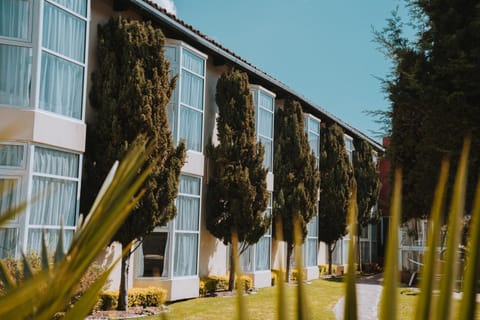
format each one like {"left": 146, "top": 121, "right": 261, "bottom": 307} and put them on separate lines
{"left": 259, "top": 136, "right": 272, "bottom": 169}
{"left": 0, "top": 228, "right": 18, "bottom": 258}
{"left": 27, "top": 228, "right": 73, "bottom": 254}
{"left": 34, "top": 147, "right": 79, "bottom": 177}
{"left": 306, "top": 239, "right": 317, "bottom": 267}
{"left": 42, "top": 2, "right": 85, "bottom": 62}
{"left": 0, "top": 179, "right": 17, "bottom": 217}
{"left": 50, "top": 0, "right": 87, "bottom": 16}
{"left": 240, "top": 245, "right": 253, "bottom": 272}
{"left": 255, "top": 236, "right": 271, "bottom": 271}
{"left": 39, "top": 52, "right": 83, "bottom": 119}
{"left": 182, "top": 49, "right": 204, "bottom": 75}
{"left": 259, "top": 92, "right": 273, "bottom": 111}
{"left": 307, "top": 215, "right": 318, "bottom": 237}
{"left": 0, "top": 45, "right": 31, "bottom": 107}
{"left": 258, "top": 108, "right": 273, "bottom": 138}
{"left": 173, "top": 233, "right": 197, "bottom": 276}
{"left": 0, "top": 144, "right": 24, "bottom": 167}
{"left": 179, "top": 106, "right": 202, "bottom": 151}
{"left": 181, "top": 71, "right": 203, "bottom": 110}
{"left": 0, "top": 0, "right": 30, "bottom": 40}
{"left": 176, "top": 196, "right": 199, "bottom": 231}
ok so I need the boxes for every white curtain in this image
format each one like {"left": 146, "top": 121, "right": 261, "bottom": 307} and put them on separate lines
{"left": 173, "top": 233, "right": 197, "bottom": 276}
{"left": 306, "top": 239, "right": 317, "bottom": 267}
{"left": 0, "top": 0, "right": 30, "bottom": 40}
{"left": 0, "top": 228, "right": 18, "bottom": 258}
{"left": 27, "top": 228, "right": 73, "bottom": 254}
{"left": 0, "top": 179, "right": 17, "bottom": 216}
{"left": 182, "top": 49, "right": 204, "bottom": 75}
{"left": 255, "top": 236, "right": 271, "bottom": 271}
{"left": 181, "top": 71, "right": 203, "bottom": 110}
{"left": 258, "top": 108, "right": 273, "bottom": 138}
{"left": 240, "top": 245, "right": 253, "bottom": 272}
{"left": 0, "top": 45, "right": 32, "bottom": 107}
{"left": 33, "top": 147, "right": 79, "bottom": 177}
{"left": 50, "top": 0, "right": 87, "bottom": 16}
{"left": 179, "top": 106, "right": 202, "bottom": 151}
{"left": 0, "top": 144, "right": 24, "bottom": 167}
{"left": 176, "top": 196, "right": 200, "bottom": 231}
{"left": 259, "top": 136, "right": 272, "bottom": 169}
{"left": 39, "top": 52, "right": 83, "bottom": 118}
{"left": 259, "top": 92, "right": 273, "bottom": 111}
{"left": 42, "top": 2, "right": 86, "bottom": 62}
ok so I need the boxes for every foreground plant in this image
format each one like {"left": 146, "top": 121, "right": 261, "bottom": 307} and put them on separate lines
{"left": 0, "top": 139, "right": 155, "bottom": 319}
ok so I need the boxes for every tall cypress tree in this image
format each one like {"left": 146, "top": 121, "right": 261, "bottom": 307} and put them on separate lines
{"left": 318, "top": 123, "right": 354, "bottom": 274}
{"left": 273, "top": 99, "right": 320, "bottom": 280}
{"left": 84, "top": 17, "right": 185, "bottom": 310}
{"left": 206, "top": 69, "right": 269, "bottom": 291}
{"left": 353, "top": 139, "right": 381, "bottom": 227}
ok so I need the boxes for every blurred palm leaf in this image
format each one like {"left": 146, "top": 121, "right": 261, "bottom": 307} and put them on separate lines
{"left": 0, "top": 138, "right": 155, "bottom": 319}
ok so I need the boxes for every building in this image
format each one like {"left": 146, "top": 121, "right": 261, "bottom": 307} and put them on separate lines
{"left": 0, "top": 0, "right": 384, "bottom": 301}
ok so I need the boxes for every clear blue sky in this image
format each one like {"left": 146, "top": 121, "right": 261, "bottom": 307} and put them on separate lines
{"left": 158, "top": 0, "right": 409, "bottom": 142}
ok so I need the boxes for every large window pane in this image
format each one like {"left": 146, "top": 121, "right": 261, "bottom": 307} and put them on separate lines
{"left": 140, "top": 232, "right": 168, "bottom": 277}
{"left": 179, "top": 175, "right": 200, "bottom": 195}
{"left": 34, "top": 147, "right": 79, "bottom": 177}
{"left": 39, "top": 52, "right": 83, "bottom": 119}
{"left": 179, "top": 106, "right": 202, "bottom": 151}
{"left": 182, "top": 49, "right": 204, "bottom": 75}
{"left": 0, "top": 45, "right": 31, "bottom": 107}
{"left": 259, "top": 136, "right": 272, "bottom": 169}
{"left": 30, "top": 177, "right": 77, "bottom": 226}
{"left": 255, "top": 236, "right": 270, "bottom": 271}
{"left": 173, "top": 233, "right": 198, "bottom": 276}
{"left": 43, "top": 2, "right": 86, "bottom": 62}
{"left": 0, "top": 144, "right": 24, "bottom": 167}
{"left": 240, "top": 246, "right": 253, "bottom": 273}
{"left": 0, "top": 178, "right": 18, "bottom": 218}
{"left": 50, "top": 0, "right": 87, "bottom": 17}
{"left": 181, "top": 71, "right": 203, "bottom": 110}
{"left": 0, "top": 228, "right": 18, "bottom": 258}
{"left": 306, "top": 238, "right": 317, "bottom": 267}
{"left": 258, "top": 108, "right": 273, "bottom": 138}
{"left": 27, "top": 228, "right": 73, "bottom": 254}
{"left": 0, "top": 0, "right": 30, "bottom": 41}
{"left": 176, "top": 196, "right": 199, "bottom": 231}
{"left": 259, "top": 92, "right": 273, "bottom": 111}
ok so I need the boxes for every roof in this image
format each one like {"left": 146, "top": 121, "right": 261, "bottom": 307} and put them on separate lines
{"left": 128, "top": 0, "right": 384, "bottom": 152}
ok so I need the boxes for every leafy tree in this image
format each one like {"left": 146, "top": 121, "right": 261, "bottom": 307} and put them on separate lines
{"left": 206, "top": 69, "right": 269, "bottom": 291}
{"left": 353, "top": 139, "right": 381, "bottom": 268}
{"left": 318, "top": 123, "right": 354, "bottom": 274}
{"left": 83, "top": 17, "right": 185, "bottom": 310}
{"left": 353, "top": 139, "right": 381, "bottom": 227}
{"left": 375, "top": 0, "right": 480, "bottom": 221}
{"left": 273, "top": 99, "right": 320, "bottom": 281}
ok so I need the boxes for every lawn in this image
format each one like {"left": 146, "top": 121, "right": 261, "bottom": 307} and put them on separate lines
{"left": 156, "top": 279, "right": 343, "bottom": 320}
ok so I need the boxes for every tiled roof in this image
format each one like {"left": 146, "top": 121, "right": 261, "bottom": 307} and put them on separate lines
{"left": 130, "top": 0, "right": 384, "bottom": 151}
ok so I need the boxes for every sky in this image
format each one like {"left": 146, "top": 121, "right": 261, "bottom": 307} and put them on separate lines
{"left": 153, "top": 0, "right": 410, "bottom": 142}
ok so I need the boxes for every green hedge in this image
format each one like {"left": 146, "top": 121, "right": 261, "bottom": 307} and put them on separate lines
{"left": 98, "top": 287, "right": 166, "bottom": 310}
{"left": 199, "top": 275, "right": 253, "bottom": 296}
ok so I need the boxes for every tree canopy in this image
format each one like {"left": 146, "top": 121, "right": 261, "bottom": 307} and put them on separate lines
{"left": 206, "top": 69, "right": 269, "bottom": 289}
{"left": 318, "top": 123, "right": 354, "bottom": 273}
{"left": 353, "top": 139, "right": 381, "bottom": 227}
{"left": 84, "top": 17, "right": 185, "bottom": 310}
{"left": 375, "top": 0, "right": 480, "bottom": 221}
{"left": 273, "top": 99, "right": 320, "bottom": 279}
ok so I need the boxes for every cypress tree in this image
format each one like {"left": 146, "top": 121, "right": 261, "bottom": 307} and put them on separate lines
{"left": 84, "top": 17, "right": 185, "bottom": 310}
{"left": 273, "top": 99, "right": 320, "bottom": 281}
{"left": 318, "top": 123, "right": 354, "bottom": 274}
{"left": 206, "top": 69, "right": 269, "bottom": 291}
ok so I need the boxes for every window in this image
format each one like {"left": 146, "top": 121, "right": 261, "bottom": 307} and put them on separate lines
{"left": 304, "top": 214, "right": 318, "bottom": 267}
{"left": 0, "top": 0, "right": 33, "bottom": 107}
{"left": 39, "top": 1, "right": 87, "bottom": 119}
{"left": 27, "top": 146, "right": 80, "bottom": 253}
{"left": 173, "top": 175, "right": 201, "bottom": 276}
{"left": 251, "top": 87, "right": 275, "bottom": 170}
{"left": 344, "top": 135, "right": 354, "bottom": 163}
{"left": 240, "top": 193, "right": 272, "bottom": 272}
{"left": 166, "top": 44, "right": 206, "bottom": 152}
{"left": 304, "top": 114, "right": 320, "bottom": 166}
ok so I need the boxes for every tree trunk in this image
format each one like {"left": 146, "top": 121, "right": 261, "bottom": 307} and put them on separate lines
{"left": 228, "top": 250, "right": 235, "bottom": 291}
{"left": 117, "top": 248, "right": 131, "bottom": 311}
{"left": 327, "top": 243, "right": 333, "bottom": 275}
{"left": 285, "top": 243, "right": 294, "bottom": 282}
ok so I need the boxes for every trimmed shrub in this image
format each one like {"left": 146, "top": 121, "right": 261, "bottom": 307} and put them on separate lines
{"left": 199, "top": 275, "right": 252, "bottom": 296}
{"left": 98, "top": 287, "right": 166, "bottom": 310}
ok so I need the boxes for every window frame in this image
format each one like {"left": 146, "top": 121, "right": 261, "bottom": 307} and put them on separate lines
{"left": 304, "top": 113, "right": 321, "bottom": 166}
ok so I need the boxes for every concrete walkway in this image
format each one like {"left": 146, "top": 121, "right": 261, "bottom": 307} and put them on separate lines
{"left": 333, "top": 273, "right": 383, "bottom": 320}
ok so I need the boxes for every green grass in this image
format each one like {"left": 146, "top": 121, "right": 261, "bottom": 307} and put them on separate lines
{"left": 146, "top": 279, "right": 343, "bottom": 320}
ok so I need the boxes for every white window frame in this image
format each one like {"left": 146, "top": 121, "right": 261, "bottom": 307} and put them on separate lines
{"left": 165, "top": 40, "right": 207, "bottom": 154}
{"left": 304, "top": 113, "right": 321, "bottom": 166}
{"left": 344, "top": 134, "right": 354, "bottom": 164}
{"left": 250, "top": 85, "right": 275, "bottom": 171}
